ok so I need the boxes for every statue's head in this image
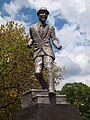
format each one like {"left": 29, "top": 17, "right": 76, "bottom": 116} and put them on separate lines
{"left": 37, "top": 7, "right": 49, "bottom": 23}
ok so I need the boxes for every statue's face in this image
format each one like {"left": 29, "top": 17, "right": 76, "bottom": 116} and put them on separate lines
{"left": 38, "top": 11, "right": 48, "bottom": 23}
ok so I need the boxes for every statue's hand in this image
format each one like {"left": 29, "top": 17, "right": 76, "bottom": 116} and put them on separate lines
{"left": 27, "top": 39, "right": 33, "bottom": 48}
{"left": 27, "top": 44, "right": 32, "bottom": 48}
{"left": 57, "top": 45, "right": 62, "bottom": 50}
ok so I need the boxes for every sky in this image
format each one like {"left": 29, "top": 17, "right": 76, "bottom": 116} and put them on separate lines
{"left": 0, "top": 0, "right": 90, "bottom": 90}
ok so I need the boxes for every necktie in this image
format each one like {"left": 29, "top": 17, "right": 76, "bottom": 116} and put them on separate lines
{"left": 40, "top": 25, "right": 44, "bottom": 38}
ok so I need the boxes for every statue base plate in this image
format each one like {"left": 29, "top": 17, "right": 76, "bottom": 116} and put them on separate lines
{"left": 21, "top": 89, "right": 66, "bottom": 108}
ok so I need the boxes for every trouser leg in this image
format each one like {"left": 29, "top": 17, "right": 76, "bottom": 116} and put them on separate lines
{"left": 44, "top": 56, "right": 55, "bottom": 93}
{"left": 35, "top": 56, "right": 48, "bottom": 89}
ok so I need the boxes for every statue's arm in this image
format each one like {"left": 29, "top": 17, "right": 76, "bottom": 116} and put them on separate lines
{"left": 50, "top": 26, "right": 62, "bottom": 49}
{"left": 27, "top": 27, "right": 34, "bottom": 48}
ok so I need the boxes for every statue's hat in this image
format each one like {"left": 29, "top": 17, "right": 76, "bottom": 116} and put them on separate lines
{"left": 37, "top": 7, "right": 49, "bottom": 16}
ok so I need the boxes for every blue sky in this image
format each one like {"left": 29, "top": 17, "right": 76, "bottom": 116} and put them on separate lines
{"left": 0, "top": 0, "right": 90, "bottom": 90}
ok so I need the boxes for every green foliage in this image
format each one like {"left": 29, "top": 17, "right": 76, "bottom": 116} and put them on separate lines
{"left": 0, "top": 21, "right": 39, "bottom": 120}
{"left": 0, "top": 21, "right": 38, "bottom": 90}
{"left": 53, "top": 62, "right": 64, "bottom": 85}
{"left": 60, "top": 83, "right": 90, "bottom": 120}
{"left": 42, "top": 62, "right": 63, "bottom": 86}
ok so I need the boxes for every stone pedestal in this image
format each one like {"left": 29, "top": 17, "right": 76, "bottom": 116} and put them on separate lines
{"left": 21, "top": 89, "right": 66, "bottom": 108}
{"left": 14, "top": 89, "right": 80, "bottom": 120}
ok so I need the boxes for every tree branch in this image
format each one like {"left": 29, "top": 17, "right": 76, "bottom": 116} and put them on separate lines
{"left": 0, "top": 86, "right": 20, "bottom": 109}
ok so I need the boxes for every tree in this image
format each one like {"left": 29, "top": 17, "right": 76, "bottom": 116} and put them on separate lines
{"left": 60, "top": 83, "right": 90, "bottom": 120}
{"left": 0, "top": 21, "right": 39, "bottom": 120}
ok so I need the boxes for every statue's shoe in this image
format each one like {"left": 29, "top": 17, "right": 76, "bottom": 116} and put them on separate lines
{"left": 48, "top": 89, "right": 56, "bottom": 95}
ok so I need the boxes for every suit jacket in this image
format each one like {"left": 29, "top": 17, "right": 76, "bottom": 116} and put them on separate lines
{"left": 28, "top": 22, "right": 60, "bottom": 60}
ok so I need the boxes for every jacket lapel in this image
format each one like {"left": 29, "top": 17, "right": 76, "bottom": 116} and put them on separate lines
{"left": 42, "top": 25, "right": 50, "bottom": 39}
{"left": 33, "top": 23, "right": 51, "bottom": 42}
{"left": 34, "top": 24, "right": 42, "bottom": 41}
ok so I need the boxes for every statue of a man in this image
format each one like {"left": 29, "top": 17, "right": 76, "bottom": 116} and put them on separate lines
{"left": 27, "top": 7, "right": 62, "bottom": 94}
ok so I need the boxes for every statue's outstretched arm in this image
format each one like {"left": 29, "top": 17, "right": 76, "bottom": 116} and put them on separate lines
{"left": 51, "top": 26, "right": 62, "bottom": 50}
{"left": 27, "top": 28, "right": 34, "bottom": 48}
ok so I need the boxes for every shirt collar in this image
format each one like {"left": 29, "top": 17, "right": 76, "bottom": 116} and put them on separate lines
{"left": 38, "top": 22, "right": 47, "bottom": 27}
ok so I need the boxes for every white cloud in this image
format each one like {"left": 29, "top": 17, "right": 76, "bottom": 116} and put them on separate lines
{"left": 56, "top": 75, "right": 90, "bottom": 90}
{"left": 0, "top": 16, "right": 7, "bottom": 25}
{"left": 55, "top": 55, "right": 81, "bottom": 78}
{"left": 76, "top": 50, "right": 90, "bottom": 76}
{"left": 55, "top": 23, "right": 90, "bottom": 88}
{"left": 3, "top": 0, "right": 30, "bottom": 15}
{"left": 3, "top": 1, "right": 20, "bottom": 15}
{"left": 55, "top": 24, "right": 90, "bottom": 88}
{"left": 14, "top": 12, "right": 32, "bottom": 22}
{"left": 1, "top": 0, "right": 32, "bottom": 31}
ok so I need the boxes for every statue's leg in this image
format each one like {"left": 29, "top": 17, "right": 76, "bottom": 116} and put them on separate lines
{"left": 44, "top": 56, "right": 55, "bottom": 94}
{"left": 35, "top": 56, "right": 48, "bottom": 89}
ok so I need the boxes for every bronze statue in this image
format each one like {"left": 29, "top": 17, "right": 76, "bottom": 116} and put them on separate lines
{"left": 27, "top": 7, "right": 62, "bottom": 94}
